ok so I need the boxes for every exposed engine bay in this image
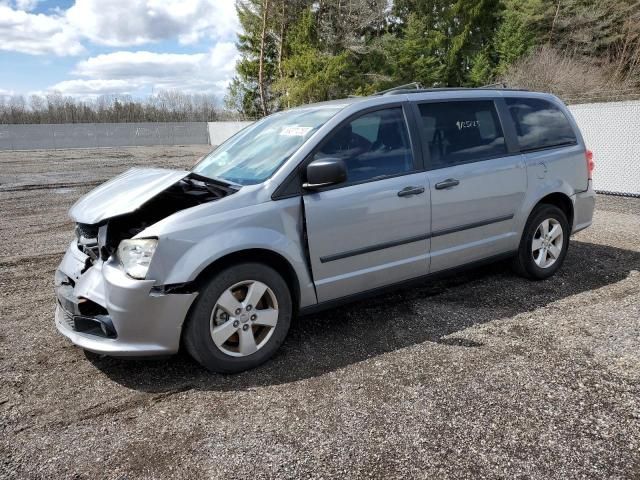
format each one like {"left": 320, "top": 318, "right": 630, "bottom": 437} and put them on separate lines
{"left": 75, "top": 173, "right": 237, "bottom": 264}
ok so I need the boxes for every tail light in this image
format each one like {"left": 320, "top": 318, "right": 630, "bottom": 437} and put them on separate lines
{"left": 585, "top": 149, "right": 594, "bottom": 180}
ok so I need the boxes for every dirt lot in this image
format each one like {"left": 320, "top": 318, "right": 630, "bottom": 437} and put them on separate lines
{"left": 0, "top": 146, "right": 639, "bottom": 479}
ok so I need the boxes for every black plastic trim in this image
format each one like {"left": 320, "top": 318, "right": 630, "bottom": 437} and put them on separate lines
{"left": 320, "top": 234, "right": 430, "bottom": 263}
{"left": 431, "top": 214, "right": 514, "bottom": 238}
{"left": 518, "top": 141, "right": 579, "bottom": 154}
{"left": 272, "top": 168, "right": 303, "bottom": 200}
{"left": 319, "top": 214, "right": 514, "bottom": 263}
{"left": 495, "top": 97, "right": 521, "bottom": 154}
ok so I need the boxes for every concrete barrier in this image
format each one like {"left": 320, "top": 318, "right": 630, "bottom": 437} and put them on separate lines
{"left": 0, "top": 122, "right": 208, "bottom": 150}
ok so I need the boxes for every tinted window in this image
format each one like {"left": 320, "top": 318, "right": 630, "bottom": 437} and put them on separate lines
{"left": 314, "top": 107, "right": 414, "bottom": 184}
{"left": 417, "top": 101, "right": 507, "bottom": 168}
{"left": 506, "top": 98, "right": 577, "bottom": 152}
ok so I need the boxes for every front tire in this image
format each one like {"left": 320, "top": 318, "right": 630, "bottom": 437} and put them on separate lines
{"left": 512, "top": 204, "right": 570, "bottom": 280}
{"left": 184, "top": 262, "right": 292, "bottom": 373}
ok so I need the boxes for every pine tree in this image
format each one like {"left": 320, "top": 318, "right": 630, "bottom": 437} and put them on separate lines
{"left": 390, "top": 0, "right": 501, "bottom": 86}
{"left": 272, "top": 9, "right": 352, "bottom": 106}
{"left": 493, "top": 0, "right": 542, "bottom": 76}
{"left": 380, "top": 13, "right": 446, "bottom": 88}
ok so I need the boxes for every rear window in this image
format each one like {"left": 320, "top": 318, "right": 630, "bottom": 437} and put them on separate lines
{"left": 505, "top": 98, "right": 577, "bottom": 152}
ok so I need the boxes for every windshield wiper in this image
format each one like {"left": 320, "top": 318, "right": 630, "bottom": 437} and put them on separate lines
{"left": 188, "top": 172, "right": 242, "bottom": 189}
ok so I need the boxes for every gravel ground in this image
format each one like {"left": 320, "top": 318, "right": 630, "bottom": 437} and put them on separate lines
{"left": 0, "top": 146, "right": 639, "bottom": 479}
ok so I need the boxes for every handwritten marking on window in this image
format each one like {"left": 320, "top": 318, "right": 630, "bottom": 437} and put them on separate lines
{"left": 281, "top": 126, "right": 313, "bottom": 137}
{"left": 456, "top": 120, "right": 479, "bottom": 130}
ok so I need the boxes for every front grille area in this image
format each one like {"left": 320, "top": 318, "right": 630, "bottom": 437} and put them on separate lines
{"left": 76, "top": 222, "right": 99, "bottom": 239}
{"left": 56, "top": 280, "right": 117, "bottom": 339}
{"left": 75, "top": 223, "right": 100, "bottom": 264}
{"left": 60, "top": 306, "right": 75, "bottom": 330}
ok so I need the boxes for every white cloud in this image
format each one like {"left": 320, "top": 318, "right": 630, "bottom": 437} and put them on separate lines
{"left": 0, "top": 5, "right": 84, "bottom": 55}
{"left": 13, "top": 0, "right": 40, "bottom": 11}
{"left": 47, "top": 42, "right": 238, "bottom": 97}
{"left": 47, "top": 79, "right": 138, "bottom": 96}
{"left": 0, "top": 0, "right": 239, "bottom": 57}
{"left": 1, "top": 1, "right": 241, "bottom": 99}
{"left": 65, "top": 0, "right": 239, "bottom": 47}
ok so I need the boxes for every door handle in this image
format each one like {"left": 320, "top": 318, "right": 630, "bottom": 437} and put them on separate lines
{"left": 397, "top": 186, "right": 425, "bottom": 197}
{"left": 435, "top": 178, "right": 460, "bottom": 190}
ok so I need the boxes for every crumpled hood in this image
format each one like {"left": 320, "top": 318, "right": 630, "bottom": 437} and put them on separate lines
{"left": 69, "top": 167, "right": 189, "bottom": 224}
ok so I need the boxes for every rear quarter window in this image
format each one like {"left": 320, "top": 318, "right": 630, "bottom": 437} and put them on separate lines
{"left": 505, "top": 98, "right": 577, "bottom": 152}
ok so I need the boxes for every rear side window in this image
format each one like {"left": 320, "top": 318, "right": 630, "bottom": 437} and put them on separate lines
{"left": 505, "top": 98, "right": 577, "bottom": 152}
{"left": 417, "top": 101, "right": 507, "bottom": 168}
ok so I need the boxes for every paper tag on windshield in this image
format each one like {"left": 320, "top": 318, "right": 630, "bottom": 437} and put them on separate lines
{"left": 281, "top": 126, "right": 313, "bottom": 137}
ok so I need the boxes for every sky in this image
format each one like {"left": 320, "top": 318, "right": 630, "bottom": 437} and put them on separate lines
{"left": 0, "top": 0, "right": 240, "bottom": 101}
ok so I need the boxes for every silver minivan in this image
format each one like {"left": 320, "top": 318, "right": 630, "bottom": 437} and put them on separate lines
{"left": 54, "top": 88, "right": 596, "bottom": 372}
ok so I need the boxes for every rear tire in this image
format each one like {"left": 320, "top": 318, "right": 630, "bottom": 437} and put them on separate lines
{"left": 184, "top": 262, "right": 292, "bottom": 373}
{"left": 512, "top": 204, "right": 570, "bottom": 280}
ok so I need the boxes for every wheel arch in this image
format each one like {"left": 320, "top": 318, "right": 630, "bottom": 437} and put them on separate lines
{"left": 535, "top": 192, "right": 574, "bottom": 230}
{"left": 191, "top": 248, "right": 302, "bottom": 312}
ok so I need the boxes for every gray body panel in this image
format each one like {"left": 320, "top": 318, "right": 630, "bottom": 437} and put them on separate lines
{"left": 304, "top": 172, "right": 431, "bottom": 302}
{"left": 54, "top": 89, "right": 595, "bottom": 356}
{"left": 142, "top": 193, "right": 317, "bottom": 308}
{"left": 427, "top": 155, "right": 527, "bottom": 272}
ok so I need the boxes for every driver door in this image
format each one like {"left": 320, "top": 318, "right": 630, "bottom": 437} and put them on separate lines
{"left": 303, "top": 105, "right": 431, "bottom": 303}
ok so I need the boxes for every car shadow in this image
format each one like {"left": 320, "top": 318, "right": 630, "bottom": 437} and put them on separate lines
{"left": 87, "top": 240, "right": 640, "bottom": 393}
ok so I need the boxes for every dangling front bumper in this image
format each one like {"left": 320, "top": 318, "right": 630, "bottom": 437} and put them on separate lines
{"left": 54, "top": 240, "right": 197, "bottom": 356}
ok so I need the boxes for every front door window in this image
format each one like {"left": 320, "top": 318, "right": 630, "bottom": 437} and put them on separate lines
{"left": 313, "top": 107, "right": 415, "bottom": 184}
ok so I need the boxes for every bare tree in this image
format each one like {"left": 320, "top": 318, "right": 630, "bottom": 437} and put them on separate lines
{"left": 0, "top": 90, "right": 224, "bottom": 124}
{"left": 258, "top": 0, "right": 270, "bottom": 116}
{"left": 500, "top": 45, "right": 637, "bottom": 104}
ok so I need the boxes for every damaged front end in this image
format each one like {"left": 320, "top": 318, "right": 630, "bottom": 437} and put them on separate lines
{"left": 54, "top": 168, "right": 237, "bottom": 356}
{"left": 73, "top": 169, "right": 238, "bottom": 263}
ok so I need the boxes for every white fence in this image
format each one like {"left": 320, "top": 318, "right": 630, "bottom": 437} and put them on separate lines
{"left": 568, "top": 101, "right": 640, "bottom": 197}
{"left": 207, "top": 121, "right": 253, "bottom": 145}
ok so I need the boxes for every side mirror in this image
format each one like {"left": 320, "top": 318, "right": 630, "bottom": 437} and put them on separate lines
{"left": 303, "top": 158, "right": 347, "bottom": 190}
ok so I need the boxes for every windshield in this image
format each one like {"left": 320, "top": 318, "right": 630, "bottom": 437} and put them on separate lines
{"left": 193, "top": 106, "right": 343, "bottom": 185}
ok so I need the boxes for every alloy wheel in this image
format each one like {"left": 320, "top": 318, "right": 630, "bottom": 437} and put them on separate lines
{"left": 531, "top": 218, "right": 564, "bottom": 269}
{"left": 209, "top": 280, "right": 279, "bottom": 357}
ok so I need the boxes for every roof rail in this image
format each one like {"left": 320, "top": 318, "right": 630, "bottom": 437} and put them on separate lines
{"left": 373, "top": 82, "right": 423, "bottom": 96}
{"left": 370, "top": 82, "right": 529, "bottom": 97}
{"left": 480, "top": 82, "right": 508, "bottom": 89}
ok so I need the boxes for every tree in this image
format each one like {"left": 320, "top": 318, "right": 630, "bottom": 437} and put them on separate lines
{"left": 0, "top": 91, "right": 222, "bottom": 124}
{"left": 227, "top": 0, "right": 639, "bottom": 115}
{"left": 392, "top": 0, "right": 501, "bottom": 86}
{"left": 225, "top": 0, "right": 279, "bottom": 118}
{"left": 272, "top": 9, "right": 352, "bottom": 105}
{"left": 498, "top": 0, "right": 640, "bottom": 98}
{"left": 469, "top": 50, "right": 494, "bottom": 85}
{"left": 379, "top": 13, "right": 446, "bottom": 88}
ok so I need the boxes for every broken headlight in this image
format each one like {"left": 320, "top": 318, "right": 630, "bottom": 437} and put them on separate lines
{"left": 117, "top": 238, "right": 157, "bottom": 279}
